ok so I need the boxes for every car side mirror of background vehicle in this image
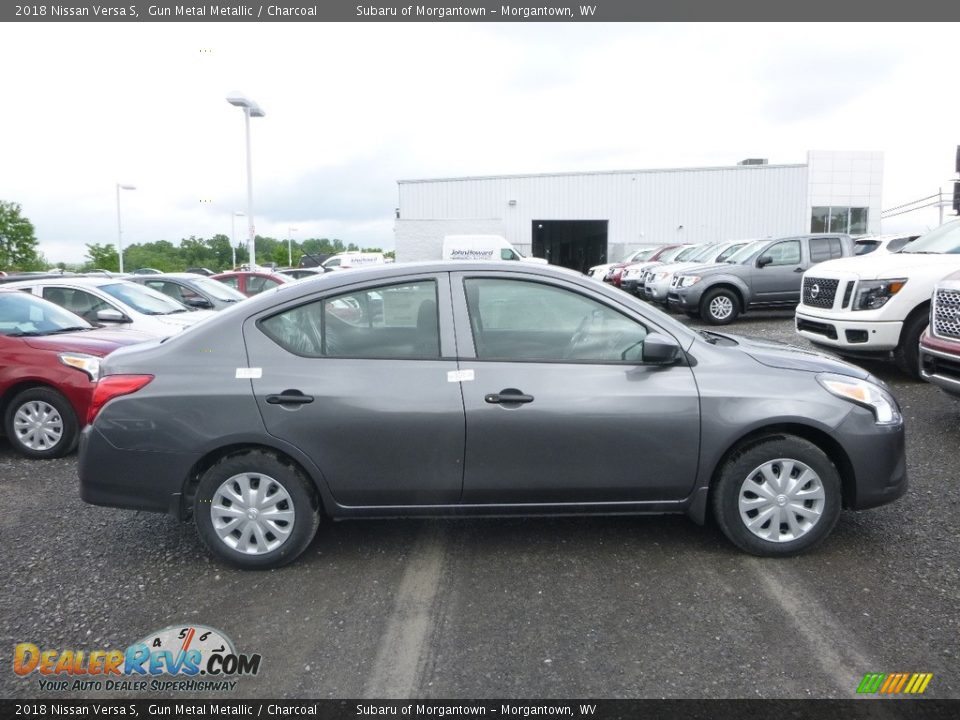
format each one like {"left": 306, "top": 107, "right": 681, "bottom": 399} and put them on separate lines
{"left": 757, "top": 255, "right": 773, "bottom": 268}
{"left": 641, "top": 333, "right": 681, "bottom": 365}
{"left": 185, "top": 297, "right": 213, "bottom": 309}
{"left": 96, "top": 309, "right": 127, "bottom": 323}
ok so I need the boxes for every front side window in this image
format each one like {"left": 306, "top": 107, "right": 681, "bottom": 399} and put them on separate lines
{"left": 464, "top": 278, "right": 648, "bottom": 363}
{"left": 761, "top": 240, "right": 801, "bottom": 266}
{"left": 260, "top": 280, "right": 440, "bottom": 359}
{"left": 42, "top": 287, "right": 112, "bottom": 323}
{"left": 500, "top": 248, "right": 520, "bottom": 261}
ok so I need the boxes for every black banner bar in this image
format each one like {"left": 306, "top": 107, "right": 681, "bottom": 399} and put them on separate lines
{"left": 2, "top": 0, "right": 959, "bottom": 22}
{"left": 2, "top": 700, "right": 960, "bottom": 720}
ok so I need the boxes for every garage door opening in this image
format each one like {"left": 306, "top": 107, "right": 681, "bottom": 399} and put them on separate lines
{"left": 531, "top": 220, "right": 608, "bottom": 273}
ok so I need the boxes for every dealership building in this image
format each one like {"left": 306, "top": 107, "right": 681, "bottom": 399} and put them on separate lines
{"left": 394, "top": 150, "right": 883, "bottom": 272}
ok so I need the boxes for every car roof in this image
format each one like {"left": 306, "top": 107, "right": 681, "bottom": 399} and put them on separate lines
{"left": 1, "top": 276, "right": 121, "bottom": 288}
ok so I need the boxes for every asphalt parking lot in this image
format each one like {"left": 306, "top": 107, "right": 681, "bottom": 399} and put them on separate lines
{"left": 1, "top": 310, "right": 958, "bottom": 700}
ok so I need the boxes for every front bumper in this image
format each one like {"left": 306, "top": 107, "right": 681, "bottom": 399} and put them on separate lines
{"left": 667, "top": 285, "right": 703, "bottom": 312}
{"left": 835, "top": 406, "right": 907, "bottom": 511}
{"left": 795, "top": 310, "right": 904, "bottom": 353}
{"left": 920, "top": 333, "right": 960, "bottom": 397}
{"left": 645, "top": 281, "right": 671, "bottom": 302}
{"left": 621, "top": 278, "right": 643, "bottom": 295}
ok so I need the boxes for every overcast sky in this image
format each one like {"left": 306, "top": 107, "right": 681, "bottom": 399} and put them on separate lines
{"left": 1, "top": 22, "right": 958, "bottom": 264}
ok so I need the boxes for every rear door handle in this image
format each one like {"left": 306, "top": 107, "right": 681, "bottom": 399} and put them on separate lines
{"left": 485, "top": 389, "right": 534, "bottom": 405}
{"left": 266, "top": 390, "right": 314, "bottom": 405}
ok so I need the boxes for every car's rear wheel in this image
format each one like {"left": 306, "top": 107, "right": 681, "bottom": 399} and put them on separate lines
{"left": 194, "top": 450, "right": 320, "bottom": 569}
{"left": 3, "top": 387, "right": 78, "bottom": 459}
{"left": 700, "top": 288, "right": 740, "bottom": 325}
{"left": 712, "top": 436, "right": 842, "bottom": 556}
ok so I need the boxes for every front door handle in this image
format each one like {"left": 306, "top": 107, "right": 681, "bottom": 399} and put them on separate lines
{"left": 794, "top": 267, "right": 804, "bottom": 273}
{"left": 485, "top": 388, "right": 535, "bottom": 405}
{"left": 266, "top": 390, "right": 314, "bottom": 405}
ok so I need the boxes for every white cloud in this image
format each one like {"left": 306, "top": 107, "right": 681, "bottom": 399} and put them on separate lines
{"left": 1, "top": 22, "right": 957, "bottom": 264}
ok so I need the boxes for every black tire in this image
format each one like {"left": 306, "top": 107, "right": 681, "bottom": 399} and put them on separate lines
{"left": 893, "top": 309, "right": 928, "bottom": 379}
{"left": 712, "top": 435, "right": 842, "bottom": 557}
{"left": 3, "top": 387, "right": 78, "bottom": 459}
{"left": 194, "top": 450, "right": 320, "bottom": 570}
{"left": 700, "top": 288, "right": 740, "bottom": 325}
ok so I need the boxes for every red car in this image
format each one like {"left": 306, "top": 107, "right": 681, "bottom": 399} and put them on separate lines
{"left": 608, "top": 244, "right": 687, "bottom": 287}
{"left": 0, "top": 291, "right": 150, "bottom": 459}
{"left": 210, "top": 271, "right": 290, "bottom": 297}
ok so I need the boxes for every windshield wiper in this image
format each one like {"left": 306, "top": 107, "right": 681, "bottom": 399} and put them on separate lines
{"left": 47, "top": 326, "right": 93, "bottom": 334}
{"left": 165, "top": 309, "right": 189, "bottom": 315}
{"left": 5, "top": 330, "right": 45, "bottom": 337}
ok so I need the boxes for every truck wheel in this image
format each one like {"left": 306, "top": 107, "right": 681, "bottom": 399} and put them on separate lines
{"left": 894, "top": 310, "right": 928, "bottom": 379}
{"left": 700, "top": 288, "right": 740, "bottom": 325}
{"left": 712, "top": 435, "right": 842, "bottom": 556}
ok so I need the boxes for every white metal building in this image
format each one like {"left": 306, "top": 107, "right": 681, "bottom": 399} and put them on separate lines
{"left": 394, "top": 150, "right": 883, "bottom": 272}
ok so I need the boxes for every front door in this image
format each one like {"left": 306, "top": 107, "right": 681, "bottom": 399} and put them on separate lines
{"left": 451, "top": 273, "right": 701, "bottom": 504}
{"left": 242, "top": 275, "right": 466, "bottom": 506}
{"left": 751, "top": 238, "right": 807, "bottom": 305}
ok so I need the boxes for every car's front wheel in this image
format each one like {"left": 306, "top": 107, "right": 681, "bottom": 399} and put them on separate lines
{"left": 3, "top": 387, "right": 78, "bottom": 459}
{"left": 712, "top": 435, "right": 842, "bottom": 556}
{"left": 700, "top": 288, "right": 740, "bottom": 325}
{"left": 194, "top": 450, "right": 320, "bottom": 569}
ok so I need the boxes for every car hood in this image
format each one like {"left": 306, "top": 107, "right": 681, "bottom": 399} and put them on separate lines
{"left": 716, "top": 332, "right": 871, "bottom": 379}
{"left": 676, "top": 262, "right": 734, "bottom": 277}
{"left": 810, "top": 252, "right": 960, "bottom": 279}
{"left": 23, "top": 328, "right": 155, "bottom": 356}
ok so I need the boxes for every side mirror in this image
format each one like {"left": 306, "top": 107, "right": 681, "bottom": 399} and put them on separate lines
{"left": 641, "top": 333, "right": 681, "bottom": 365}
{"left": 757, "top": 255, "right": 773, "bottom": 268}
{"left": 96, "top": 309, "right": 127, "bottom": 323}
{"left": 185, "top": 297, "right": 213, "bottom": 309}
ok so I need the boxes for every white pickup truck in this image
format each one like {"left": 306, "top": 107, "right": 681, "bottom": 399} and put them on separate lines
{"left": 795, "top": 219, "right": 960, "bottom": 377}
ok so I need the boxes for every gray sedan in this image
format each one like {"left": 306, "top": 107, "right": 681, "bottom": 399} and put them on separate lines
{"left": 127, "top": 272, "right": 246, "bottom": 310}
{"left": 79, "top": 262, "right": 906, "bottom": 569}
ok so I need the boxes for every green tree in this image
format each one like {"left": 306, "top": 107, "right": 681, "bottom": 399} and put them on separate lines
{"left": 0, "top": 200, "right": 42, "bottom": 270}
{"left": 85, "top": 242, "right": 119, "bottom": 271}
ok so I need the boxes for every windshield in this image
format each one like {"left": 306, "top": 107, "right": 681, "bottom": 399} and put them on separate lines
{"left": 687, "top": 244, "right": 722, "bottom": 262}
{"left": 625, "top": 248, "right": 655, "bottom": 263}
{"left": 101, "top": 282, "right": 189, "bottom": 315}
{"left": 674, "top": 246, "right": 702, "bottom": 262}
{"left": 658, "top": 246, "right": 689, "bottom": 263}
{"left": 190, "top": 277, "right": 246, "bottom": 301}
{"left": 0, "top": 291, "right": 93, "bottom": 336}
{"left": 725, "top": 240, "right": 769, "bottom": 264}
{"left": 901, "top": 221, "right": 960, "bottom": 254}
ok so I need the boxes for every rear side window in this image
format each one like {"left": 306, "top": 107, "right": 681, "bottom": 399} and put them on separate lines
{"left": 259, "top": 280, "right": 440, "bottom": 359}
{"left": 810, "top": 237, "right": 844, "bottom": 263}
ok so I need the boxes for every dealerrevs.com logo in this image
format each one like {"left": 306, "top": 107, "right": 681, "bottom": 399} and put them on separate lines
{"left": 13, "top": 624, "right": 261, "bottom": 692}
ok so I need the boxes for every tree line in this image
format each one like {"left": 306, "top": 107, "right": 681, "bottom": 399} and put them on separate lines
{"left": 84, "top": 235, "right": 391, "bottom": 273}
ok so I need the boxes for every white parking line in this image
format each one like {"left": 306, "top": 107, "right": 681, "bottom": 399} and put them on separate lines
{"left": 363, "top": 523, "right": 448, "bottom": 698}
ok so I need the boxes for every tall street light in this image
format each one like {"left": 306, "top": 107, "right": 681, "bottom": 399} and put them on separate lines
{"left": 115, "top": 183, "right": 136, "bottom": 274}
{"left": 287, "top": 226, "right": 298, "bottom": 267}
{"left": 226, "top": 92, "right": 265, "bottom": 268}
{"left": 230, "top": 211, "right": 245, "bottom": 269}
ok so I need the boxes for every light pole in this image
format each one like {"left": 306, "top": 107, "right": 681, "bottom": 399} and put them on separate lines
{"left": 226, "top": 92, "right": 265, "bottom": 269}
{"left": 287, "top": 226, "right": 298, "bottom": 267}
{"left": 115, "top": 183, "right": 136, "bottom": 274}
{"left": 230, "top": 211, "right": 245, "bottom": 269}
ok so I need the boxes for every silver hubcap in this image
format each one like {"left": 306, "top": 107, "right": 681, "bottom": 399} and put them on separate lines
{"left": 738, "top": 458, "right": 826, "bottom": 543}
{"left": 709, "top": 295, "right": 734, "bottom": 320}
{"left": 13, "top": 400, "right": 64, "bottom": 451}
{"left": 211, "top": 473, "right": 296, "bottom": 555}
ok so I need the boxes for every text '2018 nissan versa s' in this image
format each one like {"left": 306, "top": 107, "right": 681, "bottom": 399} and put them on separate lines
{"left": 78, "top": 262, "right": 907, "bottom": 569}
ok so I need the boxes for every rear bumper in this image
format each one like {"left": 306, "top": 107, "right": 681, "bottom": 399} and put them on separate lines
{"left": 78, "top": 426, "right": 197, "bottom": 518}
{"left": 795, "top": 311, "right": 903, "bottom": 352}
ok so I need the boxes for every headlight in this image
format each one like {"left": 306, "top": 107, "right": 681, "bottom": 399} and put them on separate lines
{"left": 817, "top": 373, "right": 901, "bottom": 425}
{"left": 852, "top": 278, "right": 907, "bottom": 311}
{"left": 679, "top": 275, "right": 701, "bottom": 287}
{"left": 59, "top": 353, "right": 102, "bottom": 382}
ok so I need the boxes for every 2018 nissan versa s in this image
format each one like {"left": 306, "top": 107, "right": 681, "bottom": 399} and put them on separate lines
{"left": 78, "top": 262, "right": 907, "bottom": 569}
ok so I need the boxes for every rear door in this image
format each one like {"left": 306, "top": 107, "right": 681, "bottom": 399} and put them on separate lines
{"left": 242, "top": 273, "right": 466, "bottom": 506}
{"left": 450, "top": 271, "right": 700, "bottom": 504}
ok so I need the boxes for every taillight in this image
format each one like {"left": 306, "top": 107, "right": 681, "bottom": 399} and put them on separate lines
{"left": 87, "top": 375, "right": 154, "bottom": 426}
